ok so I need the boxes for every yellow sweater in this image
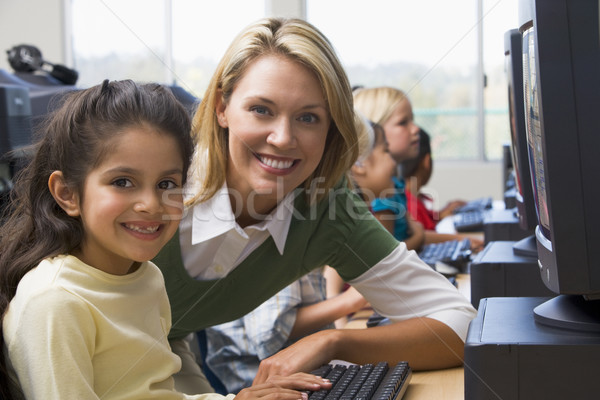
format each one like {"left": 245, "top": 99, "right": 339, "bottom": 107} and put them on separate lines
{"left": 3, "top": 255, "right": 233, "bottom": 400}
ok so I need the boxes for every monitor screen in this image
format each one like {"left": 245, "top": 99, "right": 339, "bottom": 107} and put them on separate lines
{"left": 504, "top": 28, "right": 538, "bottom": 257}
{"left": 519, "top": 0, "right": 600, "bottom": 331}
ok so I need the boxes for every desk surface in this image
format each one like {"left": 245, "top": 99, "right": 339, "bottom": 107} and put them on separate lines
{"left": 404, "top": 367, "right": 463, "bottom": 400}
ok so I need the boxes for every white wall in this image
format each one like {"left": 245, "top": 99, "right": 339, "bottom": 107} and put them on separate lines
{"left": 425, "top": 160, "right": 503, "bottom": 206}
{"left": 0, "top": 0, "right": 67, "bottom": 71}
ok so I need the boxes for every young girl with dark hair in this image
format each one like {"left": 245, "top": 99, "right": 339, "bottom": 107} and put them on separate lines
{"left": 0, "top": 79, "right": 327, "bottom": 400}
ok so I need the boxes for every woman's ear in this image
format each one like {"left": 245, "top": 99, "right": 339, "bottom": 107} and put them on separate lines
{"left": 48, "top": 171, "right": 81, "bottom": 217}
{"left": 215, "top": 89, "right": 229, "bottom": 128}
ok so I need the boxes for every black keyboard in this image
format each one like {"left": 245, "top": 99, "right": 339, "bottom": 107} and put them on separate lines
{"left": 418, "top": 238, "right": 472, "bottom": 274}
{"left": 453, "top": 197, "right": 493, "bottom": 214}
{"left": 454, "top": 210, "right": 486, "bottom": 232}
{"left": 308, "top": 361, "right": 412, "bottom": 400}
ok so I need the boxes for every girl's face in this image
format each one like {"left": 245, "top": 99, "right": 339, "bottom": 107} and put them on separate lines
{"left": 381, "top": 98, "right": 420, "bottom": 163}
{"left": 216, "top": 55, "right": 330, "bottom": 217}
{"left": 358, "top": 133, "right": 397, "bottom": 199}
{"left": 72, "top": 127, "right": 184, "bottom": 275}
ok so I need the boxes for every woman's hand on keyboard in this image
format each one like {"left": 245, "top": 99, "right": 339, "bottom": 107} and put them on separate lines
{"left": 254, "top": 329, "right": 341, "bottom": 385}
{"left": 236, "top": 372, "right": 331, "bottom": 399}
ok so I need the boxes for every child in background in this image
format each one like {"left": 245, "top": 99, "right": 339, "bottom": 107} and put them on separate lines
{"left": 0, "top": 80, "right": 329, "bottom": 400}
{"left": 324, "top": 115, "right": 420, "bottom": 327}
{"left": 350, "top": 117, "right": 424, "bottom": 250}
{"left": 353, "top": 87, "right": 425, "bottom": 251}
{"left": 402, "top": 128, "right": 483, "bottom": 251}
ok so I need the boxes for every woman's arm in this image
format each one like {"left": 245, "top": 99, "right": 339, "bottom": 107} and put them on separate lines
{"left": 253, "top": 316, "right": 464, "bottom": 384}
{"left": 253, "top": 243, "right": 476, "bottom": 383}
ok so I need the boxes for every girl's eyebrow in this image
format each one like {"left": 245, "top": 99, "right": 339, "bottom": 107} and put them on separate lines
{"left": 103, "top": 166, "right": 183, "bottom": 176}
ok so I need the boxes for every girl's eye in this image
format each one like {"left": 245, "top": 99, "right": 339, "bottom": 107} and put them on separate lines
{"left": 158, "top": 180, "right": 178, "bottom": 190}
{"left": 112, "top": 178, "right": 132, "bottom": 188}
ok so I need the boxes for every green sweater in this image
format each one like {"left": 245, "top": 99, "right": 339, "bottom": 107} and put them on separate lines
{"left": 153, "top": 186, "right": 398, "bottom": 339}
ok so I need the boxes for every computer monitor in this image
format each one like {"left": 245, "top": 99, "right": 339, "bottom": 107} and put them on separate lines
{"left": 504, "top": 28, "right": 538, "bottom": 257}
{"left": 0, "top": 84, "right": 32, "bottom": 162}
{"left": 519, "top": 0, "right": 600, "bottom": 331}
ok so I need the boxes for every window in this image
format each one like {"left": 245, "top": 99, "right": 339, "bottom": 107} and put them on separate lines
{"left": 307, "top": 0, "right": 518, "bottom": 161}
{"left": 171, "top": 0, "right": 264, "bottom": 98}
{"left": 69, "top": 0, "right": 517, "bottom": 160}
{"left": 69, "top": 0, "right": 263, "bottom": 97}
{"left": 71, "top": 0, "right": 169, "bottom": 86}
{"left": 482, "top": 0, "right": 519, "bottom": 160}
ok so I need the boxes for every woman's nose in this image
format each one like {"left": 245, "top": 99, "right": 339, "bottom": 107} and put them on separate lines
{"left": 266, "top": 118, "right": 297, "bottom": 149}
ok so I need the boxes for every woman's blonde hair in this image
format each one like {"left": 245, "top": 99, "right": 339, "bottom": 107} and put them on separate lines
{"left": 353, "top": 86, "right": 409, "bottom": 126}
{"left": 189, "top": 17, "right": 358, "bottom": 205}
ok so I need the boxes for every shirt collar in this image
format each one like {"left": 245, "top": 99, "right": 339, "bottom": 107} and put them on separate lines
{"left": 190, "top": 184, "right": 297, "bottom": 255}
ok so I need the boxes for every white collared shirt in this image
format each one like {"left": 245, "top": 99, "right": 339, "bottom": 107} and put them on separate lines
{"left": 180, "top": 185, "right": 296, "bottom": 280}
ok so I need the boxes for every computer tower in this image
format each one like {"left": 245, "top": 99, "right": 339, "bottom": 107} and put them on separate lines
{"left": 482, "top": 208, "right": 534, "bottom": 244}
{"left": 0, "top": 84, "right": 32, "bottom": 158}
{"left": 469, "top": 241, "right": 554, "bottom": 308}
{"left": 465, "top": 297, "right": 600, "bottom": 400}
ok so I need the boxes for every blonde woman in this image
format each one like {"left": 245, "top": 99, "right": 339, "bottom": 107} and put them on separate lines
{"left": 154, "top": 17, "right": 476, "bottom": 393}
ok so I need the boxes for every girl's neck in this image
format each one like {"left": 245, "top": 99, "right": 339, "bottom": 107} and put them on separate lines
{"left": 71, "top": 249, "right": 141, "bottom": 276}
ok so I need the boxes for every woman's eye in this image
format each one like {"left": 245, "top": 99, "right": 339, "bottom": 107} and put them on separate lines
{"left": 112, "top": 178, "right": 132, "bottom": 188}
{"left": 158, "top": 180, "right": 178, "bottom": 190}
{"left": 251, "top": 106, "right": 270, "bottom": 116}
{"left": 298, "top": 113, "right": 318, "bottom": 124}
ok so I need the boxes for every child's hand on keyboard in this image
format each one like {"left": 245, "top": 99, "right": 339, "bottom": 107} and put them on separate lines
{"left": 468, "top": 236, "right": 485, "bottom": 253}
{"left": 237, "top": 372, "right": 331, "bottom": 399}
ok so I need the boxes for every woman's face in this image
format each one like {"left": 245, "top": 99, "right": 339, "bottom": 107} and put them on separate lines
{"left": 216, "top": 55, "right": 330, "bottom": 215}
{"left": 381, "top": 98, "right": 420, "bottom": 163}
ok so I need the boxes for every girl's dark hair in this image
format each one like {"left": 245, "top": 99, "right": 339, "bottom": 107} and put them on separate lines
{"left": 401, "top": 128, "right": 431, "bottom": 179}
{"left": 0, "top": 79, "right": 194, "bottom": 398}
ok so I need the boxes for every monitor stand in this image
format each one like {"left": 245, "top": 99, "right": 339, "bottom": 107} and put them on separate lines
{"left": 469, "top": 241, "right": 553, "bottom": 308}
{"left": 465, "top": 297, "right": 600, "bottom": 400}
{"left": 512, "top": 234, "right": 537, "bottom": 257}
{"left": 534, "top": 295, "right": 600, "bottom": 332}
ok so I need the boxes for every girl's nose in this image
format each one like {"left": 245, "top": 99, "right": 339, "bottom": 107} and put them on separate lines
{"left": 133, "top": 190, "right": 164, "bottom": 214}
{"left": 410, "top": 122, "right": 420, "bottom": 137}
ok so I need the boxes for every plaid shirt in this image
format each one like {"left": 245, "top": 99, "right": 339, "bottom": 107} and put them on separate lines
{"left": 204, "top": 269, "right": 333, "bottom": 394}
